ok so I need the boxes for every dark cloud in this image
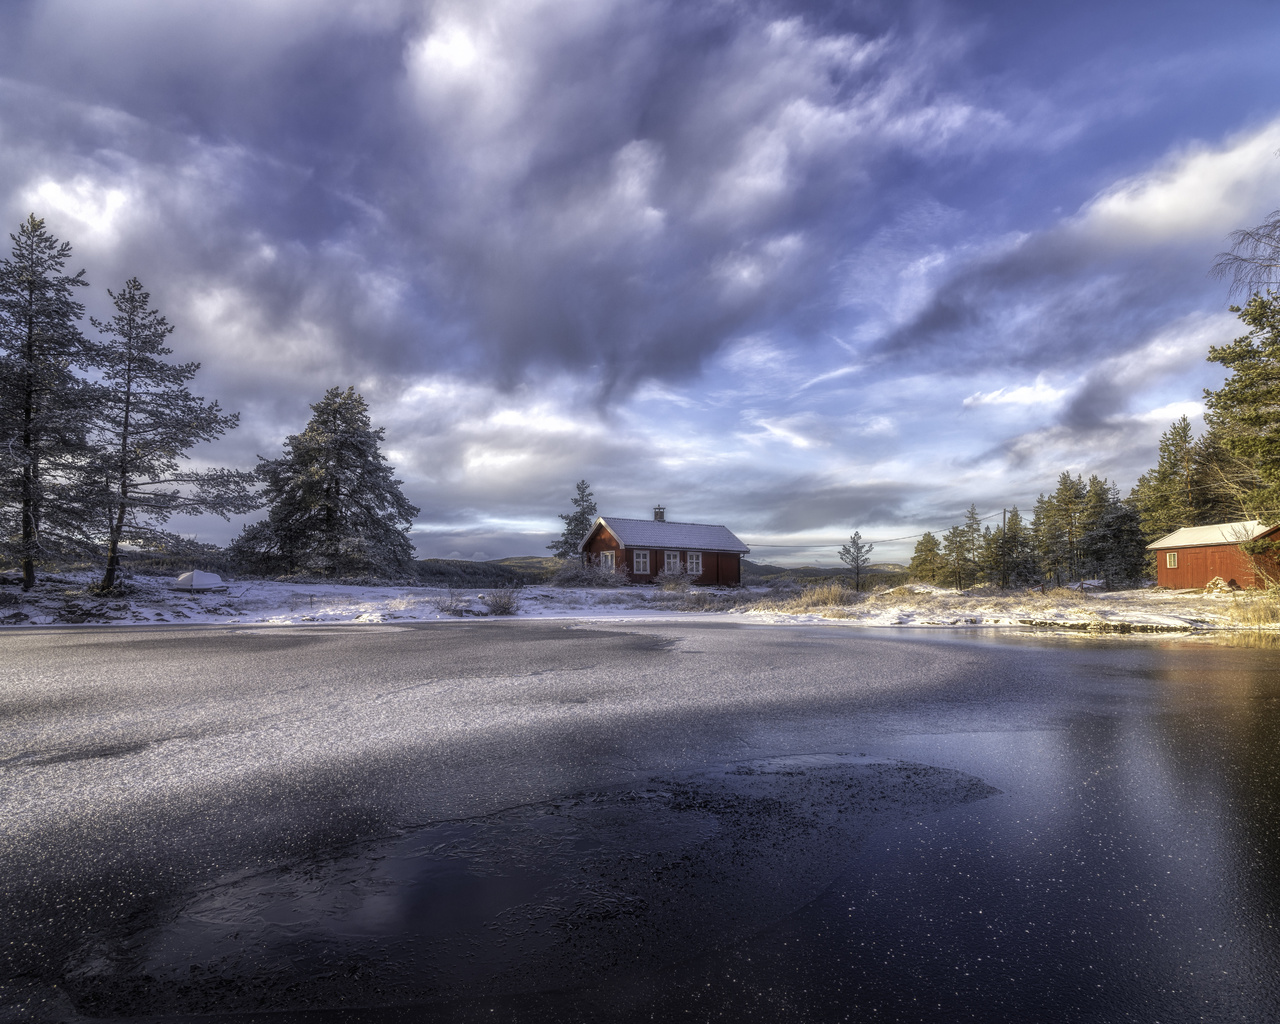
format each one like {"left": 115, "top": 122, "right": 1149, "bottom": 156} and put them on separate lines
{"left": 0, "top": 0, "right": 994, "bottom": 399}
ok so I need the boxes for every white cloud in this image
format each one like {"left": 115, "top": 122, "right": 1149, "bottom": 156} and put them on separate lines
{"left": 964, "top": 374, "right": 1069, "bottom": 408}
{"left": 1075, "top": 117, "right": 1280, "bottom": 245}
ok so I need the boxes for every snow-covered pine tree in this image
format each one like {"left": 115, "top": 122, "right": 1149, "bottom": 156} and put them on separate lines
{"left": 0, "top": 215, "right": 93, "bottom": 589}
{"left": 87, "top": 278, "right": 258, "bottom": 591}
{"left": 236, "top": 387, "right": 419, "bottom": 578}
{"left": 548, "top": 480, "right": 598, "bottom": 559}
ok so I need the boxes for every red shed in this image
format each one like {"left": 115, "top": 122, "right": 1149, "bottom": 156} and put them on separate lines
{"left": 1147, "top": 520, "right": 1280, "bottom": 589}
{"left": 578, "top": 506, "right": 750, "bottom": 586}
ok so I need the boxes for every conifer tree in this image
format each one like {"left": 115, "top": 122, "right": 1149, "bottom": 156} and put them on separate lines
{"left": 838, "top": 530, "right": 874, "bottom": 591}
{"left": 941, "top": 523, "right": 972, "bottom": 590}
{"left": 1033, "top": 473, "right": 1087, "bottom": 585}
{"left": 87, "top": 278, "right": 258, "bottom": 590}
{"left": 1203, "top": 291, "right": 1280, "bottom": 522}
{"left": 908, "top": 531, "right": 945, "bottom": 584}
{"left": 1080, "top": 486, "right": 1148, "bottom": 589}
{"left": 548, "top": 480, "right": 598, "bottom": 559}
{"left": 977, "top": 524, "right": 1001, "bottom": 586}
{"left": 1130, "top": 416, "right": 1199, "bottom": 541}
{"left": 0, "top": 215, "right": 92, "bottom": 588}
{"left": 962, "top": 503, "right": 984, "bottom": 569}
{"left": 1001, "top": 507, "right": 1039, "bottom": 586}
{"left": 235, "top": 387, "right": 420, "bottom": 577}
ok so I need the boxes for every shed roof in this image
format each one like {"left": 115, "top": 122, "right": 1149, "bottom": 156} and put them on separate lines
{"left": 1146, "top": 520, "right": 1278, "bottom": 550}
{"left": 580, "top": 516, "right": 750, "bottom": 554}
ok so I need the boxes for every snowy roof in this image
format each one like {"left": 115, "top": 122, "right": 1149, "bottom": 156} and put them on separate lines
{"left": 1146, "top": 520, "right": 1278, "bottom": 550}
{"left": 580, "top": 516, "right": 750, "bottom": 554}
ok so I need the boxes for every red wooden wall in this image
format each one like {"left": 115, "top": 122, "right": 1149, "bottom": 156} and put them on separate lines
{"left": 1153, "top": 543, "right": 1277, "bottom": 589}
{"left": 581, "top": 525, "right": 741, "bottom": 586}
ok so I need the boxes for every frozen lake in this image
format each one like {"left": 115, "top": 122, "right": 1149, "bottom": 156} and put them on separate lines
{"left": 1, "top": 621, "right": 1277, "bottom": 1022}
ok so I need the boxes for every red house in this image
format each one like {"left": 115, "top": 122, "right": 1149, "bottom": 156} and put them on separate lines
{"left": 578, "top": 506, "right": 750, "bottom": 586}
{"left": 1147, "top": 520, "right": 1280, "bottom": 589}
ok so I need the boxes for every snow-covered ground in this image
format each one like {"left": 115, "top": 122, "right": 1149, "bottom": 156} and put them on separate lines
{"left": 2, "top": 572, "right": 1277, "bottom": 633}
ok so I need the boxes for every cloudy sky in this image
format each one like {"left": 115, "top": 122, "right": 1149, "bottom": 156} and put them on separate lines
{"left": 4, "top": 0, "right": 1279, "bottom": 564}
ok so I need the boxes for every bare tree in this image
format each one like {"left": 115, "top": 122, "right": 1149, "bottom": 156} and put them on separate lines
{"left": 1212, "top": 209, "right": 1280, "bottom": 295}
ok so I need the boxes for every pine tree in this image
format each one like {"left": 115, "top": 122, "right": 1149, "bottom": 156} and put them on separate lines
{"left": 1190, "top": 425, "right": 1251, "bottom": 524}
{"left": 977, "top": 524, "right": 1002, "bottom": 586}
{"left": 838, "top": 531, "right": 874, "bottom": 591}
{"left": 0, "top": 215, "right": 93, "bottom": 588}
{"left": 235, "top": 387, "right": 420, "bottom": 577}
{"left": 1130, "top": 416, "right": 1199, "bottom": 541}
{"left": 908, "top": 532, "right": 945, "bottom": 584}
{"left": 1080, "top": 490, "right": 1148, "bottom": 589}
{"left": 1034, "top": 473, "right": 1087, "bottom": 585}
{"left": 962, "top": 504, "right": 983, "bottom": 569}
{"left": 941, "top": 524, "right": 972, "bottom": 590}
{"left": 87, "top": 278, "right": 258, "bottom": 590}
{"left": 1002, "top": 507, "right": 1039, "bottom": 586}
{"left": 1203, "top": 291, "right": 1280, "bottom": 522}
{"left": 548, "top": 480, "right": 598, "bottom": 559}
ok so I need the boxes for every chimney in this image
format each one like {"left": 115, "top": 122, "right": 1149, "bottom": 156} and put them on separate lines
{"left": 653, "top": 505, "right": 665, "bottom": 522}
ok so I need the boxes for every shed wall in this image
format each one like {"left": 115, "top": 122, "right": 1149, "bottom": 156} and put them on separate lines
{"left": 581, "top": 524, "right": 741, "bottom": 586}
{"left": 1152, "top": 543, "right": 1274, "bottom": 588}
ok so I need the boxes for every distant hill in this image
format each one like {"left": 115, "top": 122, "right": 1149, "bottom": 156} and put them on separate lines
{"left": 415, "top": 556, "right": 560, "bottom": 588}
{"left": 741, "top": 558, "right": 909, "bottom": 589}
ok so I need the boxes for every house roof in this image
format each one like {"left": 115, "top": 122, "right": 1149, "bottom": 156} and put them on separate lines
{"left": 579, "top": 516, "right": 750, "bottom": 554}
{"left": 1146, "top": 519, "right": 1278, "bottom": 550}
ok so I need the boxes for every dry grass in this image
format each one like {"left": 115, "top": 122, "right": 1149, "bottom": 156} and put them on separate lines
{"left": 1225, "top": 592, "right": 1280, "bottom": 626}
{"left": 750, "top": 581, "right": 861, "bottom": 614}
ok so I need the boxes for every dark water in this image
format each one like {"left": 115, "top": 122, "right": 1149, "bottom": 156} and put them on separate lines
{"left": 3, "top": 625, "right": 1279, "bottom": 1022}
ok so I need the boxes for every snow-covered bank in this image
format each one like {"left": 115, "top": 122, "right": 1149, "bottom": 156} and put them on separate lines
{"left": 1, "top": 573, "right": 1277, "bottom": 633}
{"left": 0, "top": 572, "right": 728, "bottom": 627}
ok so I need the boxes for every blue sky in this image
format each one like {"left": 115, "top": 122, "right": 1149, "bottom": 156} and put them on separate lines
{"left": 3, "top": 0, "right": 1280, "bottom": 563}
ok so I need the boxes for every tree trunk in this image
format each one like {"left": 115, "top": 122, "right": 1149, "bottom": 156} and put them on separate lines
{"left": 20, "top": 315, "right": 36, "bottom": 591}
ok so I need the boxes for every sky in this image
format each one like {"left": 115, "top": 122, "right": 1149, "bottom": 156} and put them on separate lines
{"left": 3, "top": 0, "right": 1280, "bottom": 565}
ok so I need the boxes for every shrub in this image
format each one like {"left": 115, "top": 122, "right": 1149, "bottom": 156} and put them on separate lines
{"left": 551, "top": 557, "right": 629, "bottom": 588}
{"left": 654, "top": 566, "right": 699, "bottom": 592}
{"left": 480, "top": 585, "right": 521, "bottom": 615}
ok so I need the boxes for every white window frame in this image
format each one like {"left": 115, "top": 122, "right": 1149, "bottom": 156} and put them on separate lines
{"left": 599, "top": 550, "right": 615, "bottom": 569}
{"left": 687, "top": 552, "right": 702, "bottom": 576}
{"left": 665, "top": 551, "right": 681, "bottom": 573}
{"left": 633, "top": 550, "right": 650, "bottom": 574}
{"left": 1166, "top": 551, "right": 1177, "bottom": 569}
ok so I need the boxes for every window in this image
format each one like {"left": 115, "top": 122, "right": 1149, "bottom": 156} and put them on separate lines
{"left": 633, "top": 550, "right": 650, "bottom": 574}
{"left": 665, "top": 551, "right": 681, "bottom": 573}
{"left": 1166, "top": 551, "right": 1177, "bottom": 569}
{"left": 600, "top": 550, "right": 615, "bottom": 569}
{"left": 687, "top": 552, "right": 702, "bottom": 576}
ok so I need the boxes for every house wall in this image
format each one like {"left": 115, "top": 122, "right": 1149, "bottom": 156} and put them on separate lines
{"left": 581, "top": 525, "right": 741, "bottom": 586}
{"left": 1152, "top": 543, "right": 1276, "bottom": 588}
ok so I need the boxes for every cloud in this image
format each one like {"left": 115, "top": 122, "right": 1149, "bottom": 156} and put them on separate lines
{"left": 964, "top": 375, "right": 1069, "bottom": 408}
{"left": 873, "top": 117, "right": 1280, "bottom": 374}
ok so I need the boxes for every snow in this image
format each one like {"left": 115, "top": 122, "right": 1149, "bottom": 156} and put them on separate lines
{"left": 0, "top": 572, "right": 1274, "bottom": 632}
